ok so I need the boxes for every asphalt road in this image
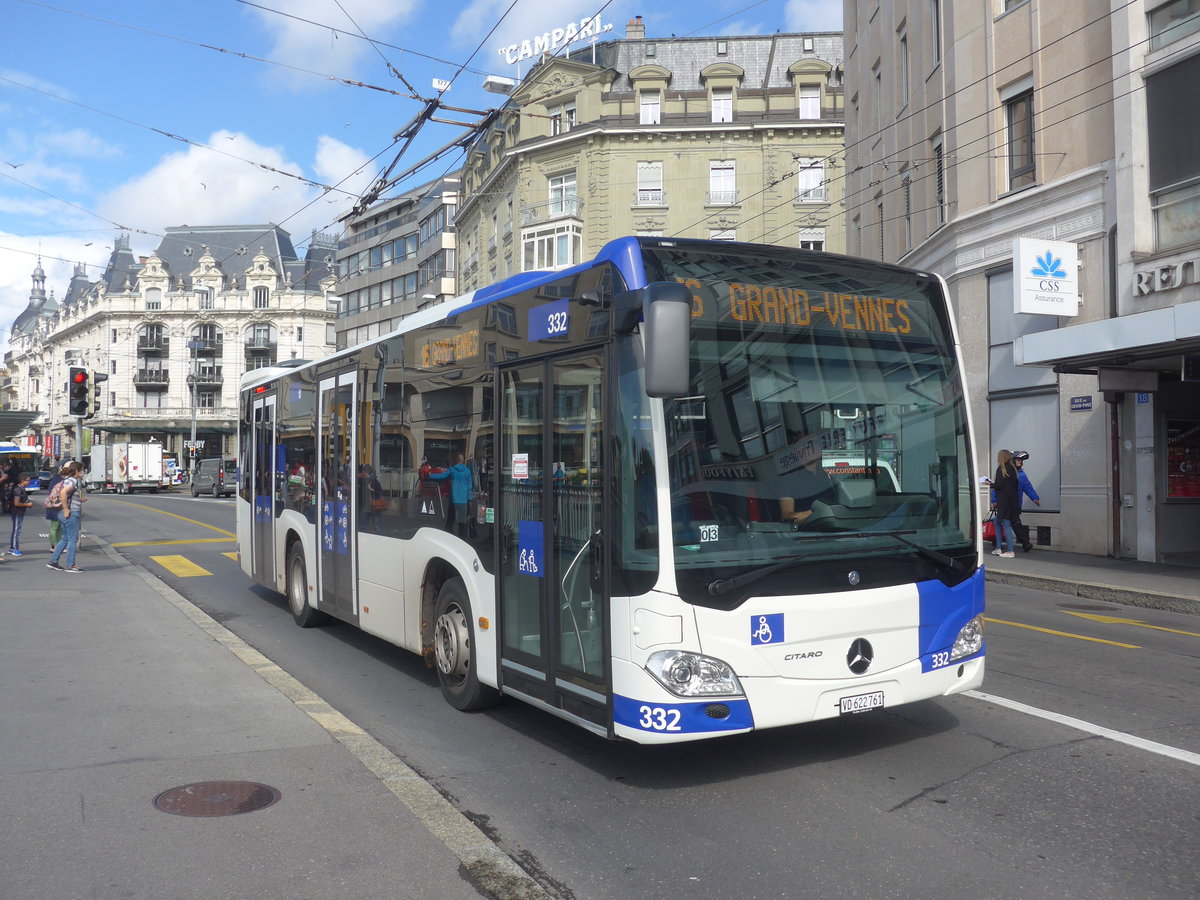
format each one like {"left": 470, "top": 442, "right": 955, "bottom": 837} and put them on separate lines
{"left": 83, "top": 491, "right": 1200, "bottom": 899}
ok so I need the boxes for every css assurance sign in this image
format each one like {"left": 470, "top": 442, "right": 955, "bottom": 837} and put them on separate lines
{"left": 1014, "top": 237, "right": 1079, "bottom": 316}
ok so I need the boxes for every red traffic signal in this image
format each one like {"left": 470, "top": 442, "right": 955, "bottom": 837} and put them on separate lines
{"left": 68, "top": 366, "right": 89, "bottom": 416}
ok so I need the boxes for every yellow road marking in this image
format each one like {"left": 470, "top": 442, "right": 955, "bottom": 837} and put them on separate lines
{"left": 985, "top": 617, "right": 1141, "bottom": 649}
{"left": 91, "top": 497, "right": 235, "bottom": 537}
{"left": 113, "top": 538, "right": 234, "bottom": 548}
{"left": 1062, "top": 610, "right": 1200, "bottom": 638}
{"left": 222, "top": 551, "right": 238, "bottom": 561}
{"left": 150, "top": 555, "right": 213, "bottom": 578}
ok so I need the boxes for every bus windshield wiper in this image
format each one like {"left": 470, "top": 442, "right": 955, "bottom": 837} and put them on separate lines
{"left": 706, "top": 531, "right": 966, "bottom": 597}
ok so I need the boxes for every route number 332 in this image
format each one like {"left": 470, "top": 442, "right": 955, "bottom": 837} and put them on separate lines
{"left": 638, "top": 705, "right": 682, "bottom": 731}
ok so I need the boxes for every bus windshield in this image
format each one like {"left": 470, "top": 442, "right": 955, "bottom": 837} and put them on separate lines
{"left": 642, "top": 243, "right": 976, "bottom": 606}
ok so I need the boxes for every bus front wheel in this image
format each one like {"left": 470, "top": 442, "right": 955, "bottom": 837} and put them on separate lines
{"left": 433, "top": 579, "right": 499, "bottom": 711}
{"left": 287, "top": 545, "right": 327, "bottom": 628}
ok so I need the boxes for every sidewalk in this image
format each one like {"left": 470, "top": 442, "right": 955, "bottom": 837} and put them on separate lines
{"left": 985, "top": 547, "right": 1200, "bottom": 615}
{"left": 0, "top": 538, "right": 547, "bottom": 900}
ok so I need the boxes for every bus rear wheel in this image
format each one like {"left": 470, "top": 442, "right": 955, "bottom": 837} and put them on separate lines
{"left": 433, "top": 579, "right": 499, "bottom": 711}
{"left": 287, "top": 545, "right": 327, "bottom": 628}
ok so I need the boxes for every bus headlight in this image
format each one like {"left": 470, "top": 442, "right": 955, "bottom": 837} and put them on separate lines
{"left": 950, "top": 615, "right": 984, "bottom": 660}
{"left": 645, "top": 650, "right": 744, "bottom": 698}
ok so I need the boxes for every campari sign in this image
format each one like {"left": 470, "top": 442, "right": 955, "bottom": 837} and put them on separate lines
{"left": 1014, "top": 237, "right": 1079, "bottom": 316}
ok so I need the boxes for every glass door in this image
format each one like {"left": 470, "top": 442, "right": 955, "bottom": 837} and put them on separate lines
{"left": 318, "top": 371, "right": 357, "bottom": 620}
{"left": 497, "top": 350, "right": 608, "bottom": 728}
{"left": 251, "top": 394, "right": 276, "bottom": 587}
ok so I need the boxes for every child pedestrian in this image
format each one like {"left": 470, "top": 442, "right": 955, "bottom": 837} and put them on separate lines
{"left": 8, "top": 472, "right": 33, "bottom": 556}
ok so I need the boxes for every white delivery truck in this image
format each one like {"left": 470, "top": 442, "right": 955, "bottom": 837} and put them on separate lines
{"left": 87, "top": 444, "right": 114, "bottom": 492}
{"left": 111, "top": 441, "right": 164, "bottom": 493}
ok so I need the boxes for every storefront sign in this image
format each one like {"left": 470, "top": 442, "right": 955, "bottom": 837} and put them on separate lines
{"left": 1014, "top": 238, "right": 1079, "bottom": 316}
{"left": 1133, "top": 253, "right": 1200, "bottom": 296}
{"left": 1069, "top": 395, "right": 1093, "bottom": 411}
{"left": 497, "top": 15, "right": 613, "bottom": 66}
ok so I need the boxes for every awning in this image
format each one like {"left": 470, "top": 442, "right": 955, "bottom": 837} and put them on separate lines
{"left": 90, "top": 420, "right": 237, "bottom": 435}
{"left": 1015, "top": 298, "right": 1200, "bottom": 370}
{"left": 0, "top": 410, "right": 44, "bottom": 441}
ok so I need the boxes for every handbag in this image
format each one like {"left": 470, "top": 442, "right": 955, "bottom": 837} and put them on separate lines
{"left": 371, "top": 497, "right": 388, "bottom": 512}
{"left": 981, "top": 504, "right": 997, "bottom": 543}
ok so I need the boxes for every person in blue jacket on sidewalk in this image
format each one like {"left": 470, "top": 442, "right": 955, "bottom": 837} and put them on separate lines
{"left": 991, "top": 449, "right": 1040, "bottom": 551}
{"left": 426, "top": 452, "right": 474, "bottom": 538}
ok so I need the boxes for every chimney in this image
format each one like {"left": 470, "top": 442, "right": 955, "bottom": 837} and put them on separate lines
{"left": 627, "top": 15, "right": 645, "bottom": 41}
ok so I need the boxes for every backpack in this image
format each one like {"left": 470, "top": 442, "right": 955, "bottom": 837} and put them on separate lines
{"left": 44, "top": 481, "right": 65, "bottom": 510}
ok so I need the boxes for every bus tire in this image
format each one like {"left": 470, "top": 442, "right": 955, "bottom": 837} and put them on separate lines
{"left": 433, "top": 578, "right": 499, "bottom": 711}
{"left": 286, "top": 545, "right": 327, "bottom": 628}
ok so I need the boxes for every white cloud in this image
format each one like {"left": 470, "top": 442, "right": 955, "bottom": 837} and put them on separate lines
{"left": 249, "top": 0, "right": 421, "bottom": 88}
{"left": 784, "top": 0, "right": 843, "bottom": 32}
{"left": 313, "top": 135, "right": 375, "bottom": 199}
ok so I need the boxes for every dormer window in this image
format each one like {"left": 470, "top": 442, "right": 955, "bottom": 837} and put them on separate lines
{"left": 549, "top": 101, "right": 576, "bottom": 135}
{"left": 640, "top": 90, "right": 661, "bottom": 125}
{"left": 712, "top": 87, "right": 733, "bottom": 123}
{"left": 716, "top": 40, "right": 728, "bottom": 55}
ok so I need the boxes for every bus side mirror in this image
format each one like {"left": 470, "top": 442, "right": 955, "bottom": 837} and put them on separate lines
{"left": 642, "top": 282, "right": 692, "bottom": 398}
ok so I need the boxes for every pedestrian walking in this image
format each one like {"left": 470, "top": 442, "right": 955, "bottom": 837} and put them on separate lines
{"left": 44, "top": 462, "right": 70, "bottom": 550}
{"left": 8, "top": 471, "right": 33, "bottom": 556}
{"left": 991, "top": 449, "right": 1019, "bottom": 559}
{"left": 426, "top": 452, "right": 474, "bottom": 538}
{"left": 47, "top": 461, "right": 85, "bottom": 573}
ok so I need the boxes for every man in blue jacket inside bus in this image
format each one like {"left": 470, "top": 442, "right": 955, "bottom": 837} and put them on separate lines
{"left": 426, "top": 452, "right": 473, "bottom": 538}
{"left": 990, "top": 449, "right": 1040, "bottom": 551}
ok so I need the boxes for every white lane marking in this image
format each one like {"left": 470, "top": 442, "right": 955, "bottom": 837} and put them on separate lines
{"left": 965, "top": 689, "right": 1200, "bottom": 768}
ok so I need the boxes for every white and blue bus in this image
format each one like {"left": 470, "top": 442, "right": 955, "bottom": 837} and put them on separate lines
{"left": 237, "top": 236, "right": 985, "bottom": 744}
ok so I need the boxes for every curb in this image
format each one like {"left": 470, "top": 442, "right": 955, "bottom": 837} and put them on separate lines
{"left": 986, "top": 569, "right": 1200, "bottom": 617}
{"left": 91, "top": 536, "right": 554, "bottom": 900}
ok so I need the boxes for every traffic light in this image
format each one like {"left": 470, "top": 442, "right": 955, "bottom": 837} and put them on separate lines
{"left": 90, "top": 372, "right": 109, "bottom": 417}
{"left": 68, "top": 366, "right": 89, "bottom": 417}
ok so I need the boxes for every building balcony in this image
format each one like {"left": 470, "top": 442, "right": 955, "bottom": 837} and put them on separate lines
{"left": 796, "top": 185, "right": 828, "bottom": 202}
{"left": 706, "top": 190, "right": 740, "bottom": 205}
{"left": 188, "top": 371, "right": 224, "bottom": 387}
{"left": 133, "top": 369, "right": 170, "bottom": 388}
{"left": 137, "top": 336, "right": 170, "bottom": 354}
{"left": 635, "top": 189, "right": 666, "bottom": 206}
{"left": 521, "top": 197, "right": 583, "bottom": 226}
{"left": 244, "top": 338, "right": 277, "bottom": 355}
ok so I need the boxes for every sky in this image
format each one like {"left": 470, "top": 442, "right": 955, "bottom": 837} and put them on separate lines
{"left": 0, "top": 0, "right": 842, "bottom": 352}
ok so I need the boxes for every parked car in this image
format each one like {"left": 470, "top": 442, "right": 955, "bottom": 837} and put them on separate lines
{"left": 191, "top": 458, "right": 238, "bottom": 498}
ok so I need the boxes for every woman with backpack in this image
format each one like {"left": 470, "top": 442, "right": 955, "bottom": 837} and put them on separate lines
{"left": 43, "top": 462, "right": 70, "bottom": 550}
{"left": 47, "top": 461, "right": 85, "bottom": 573}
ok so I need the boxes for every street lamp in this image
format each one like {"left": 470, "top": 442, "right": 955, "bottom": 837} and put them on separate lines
{"left": 187, "top": 338, "right": 206, "bottom": 469}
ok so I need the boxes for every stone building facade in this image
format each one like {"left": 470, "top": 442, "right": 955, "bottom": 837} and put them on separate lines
{"left": 5, "top": 226, "right": 338, "bottom": 465}
{"left": 843, "top": 0, "right": 1200, "bottom": 563}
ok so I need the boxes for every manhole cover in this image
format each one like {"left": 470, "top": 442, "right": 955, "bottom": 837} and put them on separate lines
{"left": 153, "top": 781, "right": 281, "bottom": 817}
{"left": 1057, "top": 603, "right": 1118, "bottom": 611}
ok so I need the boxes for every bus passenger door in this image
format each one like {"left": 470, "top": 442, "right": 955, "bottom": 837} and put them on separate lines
{"left": 250, "top": 394, "right": 277, "bottom": 587}
{"left": 317, "top": 372, "right": 358, "bottom": 621}
{"left": 497, "top": 351, "right": 609, "bottom": 733}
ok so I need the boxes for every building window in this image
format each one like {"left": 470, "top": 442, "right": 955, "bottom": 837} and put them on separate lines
{"left": 708, "top": 160, "right": 737, "bottom": 204}
{"left": 798, "top": 85, "right": 821, "bottom": 119}
{"left": 138, "top": 390, "right": 166, "bottom": 409}
{"left": 803, "top": 37, "right": 814, "bottom": 51}
{"left": 145, "top": 288, "right": 161, "bottom": 311}
{"left": 326, "top": 323, "right": 336, "bottom": 346}
{"left": 253, "top": 286, "right": 269, "bottom": 309}
{"left": 711, "top": 87, "right": 733, "bottom": 123}
{"left": 898, "top": 32, "right": 909, "bottom": 109}
{"left": 1150, "top": 0, "right": 1200, "bottom": 51}
{"left": 296, "top": 326, "right": 303, "bottom": 343}
{"left": 111, "top": 328, "right": 117, "bottom": 343}
{"left": 709, "top": 229, "right": 736, "bottom": 241}
{"left": 931, "top": 0, "right": 942, "bottom": 64}
{"left": 196, "top": 288, "right": 213, "bottom": 310}
{"left": 636, "top": 161, "right": 664, "bottom": 205}
{"left": 492, "top": 303, "right": 518, "bottom": 335}
{"left": 548, "top": 100, "right": 576, "bottom": 135}
{"left": 933, "top": 137, "right": 946, "bottom": 225}
{"left": 716, "top": 40, "right": 728, "bottom": 55}
{"left": 522, "top": 222, "right": 582, "bottom": 271}
{"left": 110, "top": 359, "right": 117, "bottom": 375}
{"left": 639, "top": 90, "right": 661, "bottom": 125}
{"left": 873, "top": 63, "right": 882, "bottom": 135}
{"left": 1147, "top": 54, "right": 1200, "bottom": 250}
{"left": 1006, "top": 90, "right": 1036, "bottom": 190}
{"left": 645, "top": 43, "right": 656, "bottom": 57}
{"left": 798, "top": 228, "right": 825, "bottom": 251}
{"left": 796, "top": 158, "right": 826, "bottom": 201}
{"left": 198, "top": 390, "right": 217, "bottom": 409}
{"left": 548, "top": 172, "right": 578, "bottom": 216}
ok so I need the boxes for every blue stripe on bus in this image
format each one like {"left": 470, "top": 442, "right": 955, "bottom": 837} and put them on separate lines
{"left": 613, "top": 694, "right": 754, "bottom": 735}
{"left": 916, "top": 570, "right": 986, "bottom": 672}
